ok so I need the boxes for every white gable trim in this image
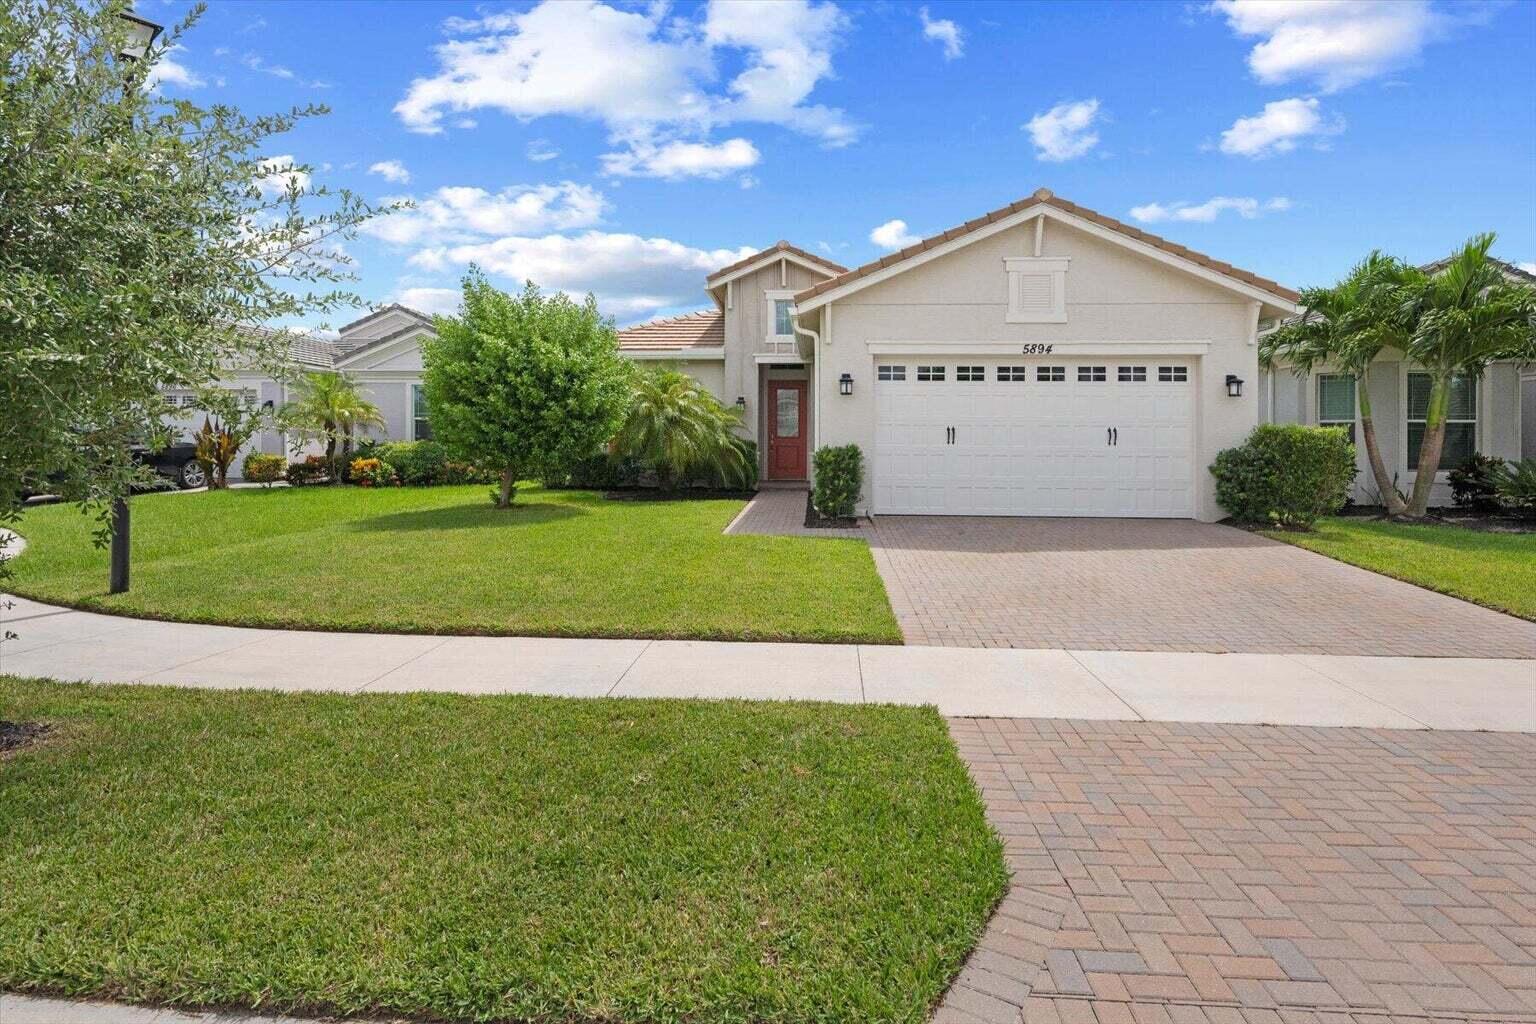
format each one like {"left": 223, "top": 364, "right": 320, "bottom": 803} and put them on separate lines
{"left": 707, "top": 250, "right": 839, "bottom": 289}
{"left": 332, "top": 326, "right": 433, "bottom": 370}
{"left": 795, "top": 204, "right": 1297, "bottom": 314}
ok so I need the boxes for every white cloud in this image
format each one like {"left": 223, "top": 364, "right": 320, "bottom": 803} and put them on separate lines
{"left": 1128, "top": 196, "right": 1292, "bottom": 224}
{"left": 146, "top": 46, "right": 205, "bottom": 90}
{"left": 361, "top": 182, "right": 607, "bottom": 247}
{"left": 919, "top": 7, "right": 964, "bottom": 60}
{"left": 241, "top": 51, "right": 328, "bottom": 89}
{"left": 602, "top": 138, "right": 760, "bottom": 180}
{"left": 526, "top": 139, "right": 560, "bottom": 162}
{"left": 407, "top": 231, "right": 757, "bottom": 320}
{"left": 1218, "top": 97, "right": 1344, "bottom": 157}
{"left": 255, "top": 155, "right": 310, "bottom": 198}
{"left": 391, "top": 287, "right": 462, "bottom": 317}
{"left": 1026, "top": 99, "right": 1101, "bottom": 162}
{"left": 395, "top": 0, "right": 856, "bottom": 158}
{"left": 1211, "top": 0, "right": 1440, "bottom": 93}
{"left": 870, "top": 219, "right": 921, "bottom": 250}
{"left": 1519, "top": 262, "right": 1536, "bottom": 276}
{"left": 367, "top": 160, "right": 411, "bottom": 184}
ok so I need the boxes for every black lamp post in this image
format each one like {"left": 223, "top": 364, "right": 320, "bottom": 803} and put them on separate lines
{"left": 108, "top": 12, "right": 164, "bottom": 596}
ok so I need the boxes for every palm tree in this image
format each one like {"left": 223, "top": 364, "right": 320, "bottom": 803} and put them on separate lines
{"left": 1389, "top": 234, "right": 1536, "bottom": 517}
{"left": 1262, "top": 252, "right": 1411, "bottom": 516}
{"left": 610, "top": 369, "right": 751, "bottom": 490}
{"left": 280, "top": 371, "right": 385, "bottom": 480}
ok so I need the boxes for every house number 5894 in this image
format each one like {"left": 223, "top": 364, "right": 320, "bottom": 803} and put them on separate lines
{"left": 1020, "top": 343, "right": 1054, "bottom": 355}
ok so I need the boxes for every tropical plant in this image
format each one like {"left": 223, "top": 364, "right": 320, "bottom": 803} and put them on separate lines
{"left": 280, "top": 371, "right": 385, "bottom": 480}
{"left": 1387, "top": 234, "right": 1536, "bottom": 517}
{"left": 1261, "top": 252, "right": 1412, "bottom": 517}
{"left": 0, "top": 0, "right": 393, "bottom": 587}
{"left": 1492, "top": 459, "right": 1536, "bottom": 517}
{"left": 348, "top": 457, "right": 398, "bottom": 488}
{"left": 610, "top": 369, "right": 753, "bottom": 490}
{"left": 422, "top": 272, "right": 633, "bottom": 508}
{"left": 241, "top": 452, "right": 285, "bottom": 486}
{"left": 1447, "top": 453, "right": 1504, "bottom": 513}
{"left": 1210, "top": 424, "right": 1356, "bottom": 530}
{"left": 189, "top": 388, "right": 273, "bottom": 490}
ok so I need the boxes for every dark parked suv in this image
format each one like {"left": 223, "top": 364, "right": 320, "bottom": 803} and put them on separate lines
{"left": 132, "top": 441, "right": 207, "bottom": 489}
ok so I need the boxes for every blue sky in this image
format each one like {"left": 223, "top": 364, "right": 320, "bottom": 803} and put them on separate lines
{"left": 142, "top": 0, "right": 1536, "bottom": 329}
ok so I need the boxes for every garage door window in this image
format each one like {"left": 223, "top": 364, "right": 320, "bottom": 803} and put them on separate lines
{"left": 1036, "top": 366, "right": 1065, "bottom": 382}
{"left": 917, "top": 365, "right": 945, "bottom": 382}
{"left": 1117, "top": 366, "right": 1147, "bottom": 382}
{"left": 997, "top": 366, "right": 1030, "bottom": 382}
{"left": 1407, "top": 372, "right": 1476, "bottom": 471}
{"left": 1158, "top": 366, "right": 1188, "bottom": 383}
{"left": 878, "top": 364, "right": 906, "bottom": 381}
{"left": 957, "top": 365, "right": 984, "bottom": 382}
{"left": 1077, "top": 366, "right": 1107, "bottom": 383}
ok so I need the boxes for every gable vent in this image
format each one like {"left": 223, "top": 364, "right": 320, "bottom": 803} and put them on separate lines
{"left": 1004, "top": 256, "right": 1069, "bottom": 323}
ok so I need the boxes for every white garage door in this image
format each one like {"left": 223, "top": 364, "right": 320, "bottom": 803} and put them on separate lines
{"left": 874, "top": 359, "right": 1195, "bottom": 517}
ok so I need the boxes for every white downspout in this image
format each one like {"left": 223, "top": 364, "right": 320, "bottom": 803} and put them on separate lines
{"left": 793, "top": 316, "right": 820, "bottom": 457}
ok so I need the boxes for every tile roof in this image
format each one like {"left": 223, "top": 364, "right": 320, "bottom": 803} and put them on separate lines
{"left": 1419, "top": 255, "right": 1536, "bottom": 284}
{"left": 794, "top": 188, "right": 1300, "bottom": 306}
{"left": 706, "top": 241, "right": 847, "bottom": 284}
{"left": 616, "top": 310, "right": 725, "bottom": 351}
{"left": 336, "top": 302, "right": 433, "bottom": 336}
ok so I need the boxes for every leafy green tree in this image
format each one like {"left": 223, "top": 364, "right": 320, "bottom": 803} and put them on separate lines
{"left": 1261, "top": 253, "right": 1412, "bottom": 517}
{"left": 0, "top": 1, "right": 392, "bottom": 567}
{"left": 611, "top": 368, "right": 752, "bottom": 490}
{"left": 422, "top": 271, "right": 633, "bottom": 508}
{"left": 280, "top": 371, "right": 385, "bottom": 479}
{"left": 1389, "top": 235, "right": 1536, "bottom": 517}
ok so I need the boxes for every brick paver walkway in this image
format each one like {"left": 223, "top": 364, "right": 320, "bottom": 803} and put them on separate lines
{"left": 869, "top": 517, "right": 1536, "bottom": 657}
{"left": 937, "top": 718, "right": 1536, "bottom": 1023}
{"left": 724, "top": 485, "right": 865, "bottom": 539}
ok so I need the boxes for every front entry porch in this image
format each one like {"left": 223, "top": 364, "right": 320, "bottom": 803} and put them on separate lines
{"left": 756, "top": 362, "right": 813, "bottom": 483}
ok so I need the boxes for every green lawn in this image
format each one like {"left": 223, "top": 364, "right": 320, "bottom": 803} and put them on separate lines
{"left": 0, "top": 677, "right": 1006, "bottom": 1023}
{"left": 1266, "top": 517, "right": 1536, "bottom": 621}
{"left": 8, "top": 485, "right": 900, "bottom": 643}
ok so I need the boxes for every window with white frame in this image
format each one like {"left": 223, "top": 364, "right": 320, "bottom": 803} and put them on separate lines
{"left": 773, "top": 299, "right": 793, "bottom": 336}
{"left": 1406, "top": 372, "right": 1476, "bottom": 471}
{"left": 1036, "top": 365, "right": 1065, "bottom": 382}
{"left": 1117, "top": 366, "right": 1147, "bottom": 382}
{"left": 877, "top": 364, "right": 906, "bottom": 381}
{"left": 1316, "top": 374, "right": 1356, "bottom": 442}
{"left": 412, "top": 384, "right": 433, "bottom": 440}
{"left": 1077, "top": 365, "right": 1106, "bottom": 383}
{"left": 1157, "top": 365, "right": 1188, "bottom": 383}
{"left": 917, "top": 365, "right": 945, "bottom": 382}
{"left": 956, "top": 365, "right": 984, "bottom": 382}
{"left": 997, "top": 366, "right": 1029, "bottom": 382}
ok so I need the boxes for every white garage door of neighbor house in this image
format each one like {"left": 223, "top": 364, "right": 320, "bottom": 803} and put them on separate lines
{"left": 874, "top": 359, "right": 1195, "bottom": 517}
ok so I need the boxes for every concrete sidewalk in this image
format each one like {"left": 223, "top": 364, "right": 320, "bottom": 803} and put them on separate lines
{"left": 3, "top": 595, "right": 1532, "bottom": 730}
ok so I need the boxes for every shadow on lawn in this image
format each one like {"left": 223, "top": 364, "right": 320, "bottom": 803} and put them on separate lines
{"left": 346, "top": 500, "right": 588, "bottom": 534}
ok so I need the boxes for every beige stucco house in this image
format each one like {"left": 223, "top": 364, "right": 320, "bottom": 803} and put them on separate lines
{"left": 209, "top": 188, "right": 1528, "bottom": 519}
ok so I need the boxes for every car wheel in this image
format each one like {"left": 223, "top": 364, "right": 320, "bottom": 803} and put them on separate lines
{"left": 178, "top": 460, "right": 207, "bottom": 489}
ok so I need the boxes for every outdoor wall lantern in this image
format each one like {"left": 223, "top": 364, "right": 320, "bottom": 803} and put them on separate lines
{"left": 839, "top": 373, "right": 854, "bottom": 396}
{"left": 1225, "top": 374, "right": 1244, "bottom": 398}
{"left": 735, "top": 396, "right": 746, "bottom": 410}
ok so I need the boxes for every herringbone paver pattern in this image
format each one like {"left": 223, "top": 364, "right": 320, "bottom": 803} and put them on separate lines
{"left": 868, "top": 518, "right": 1536, "bottom": 656}
{"left": 935, "top": 719, "right": 1536, "bottom": 1024}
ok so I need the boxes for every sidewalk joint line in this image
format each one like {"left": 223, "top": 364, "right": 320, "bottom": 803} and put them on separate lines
{"left": 1281, "top": 653, "right": 1435, "bottom": 730}
{"left": 356, "top": 636, "right": 455, "bottom": 693}
{"left": 1064, "top": 649, "right": 1143, "bottom": 721}
{"left": 608, "top": 640, "right": 653, "bottom": 696}
{"left": 855, "top": 645, "right": 867, "bottom": 703}
{"left": 131, "top": 632, "right": 274, "bottom": 683}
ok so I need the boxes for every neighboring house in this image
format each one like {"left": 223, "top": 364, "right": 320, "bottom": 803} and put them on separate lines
{"left": 1261, "top": 257, "right": 1535, "bottom": 507}
{"left": 196, "top": 187, "right": 1528, "bottom": 516}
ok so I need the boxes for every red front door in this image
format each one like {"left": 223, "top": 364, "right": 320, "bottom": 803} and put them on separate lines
{"left": 767, "top": 381, "right": 808, "bottom": 480}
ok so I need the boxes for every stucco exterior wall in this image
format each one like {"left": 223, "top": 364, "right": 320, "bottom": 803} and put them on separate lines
{"left": 722, "top": 260, "right": 829, "bottom": 443}
{"left": 1524, "top": 372, "right": 1536, "bottom": 459}
{"left": 814, "top": 218, "right": 1264, "bottom": 521}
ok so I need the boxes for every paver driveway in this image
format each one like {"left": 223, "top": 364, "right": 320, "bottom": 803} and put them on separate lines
{"left": 937, "top": 718, "right": 1536, "bottom": 1024}
{"left": 868, "top": 517, "right": 1536, "bottom": 657}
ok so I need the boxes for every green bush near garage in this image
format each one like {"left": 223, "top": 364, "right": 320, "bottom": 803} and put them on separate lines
{"left": 239, "top": 452, "right": 285, "bottom": 485}
{"left": 1211, "top": 424, "right": 1355, "bottom": 530}
{"left": 813, "top": 444, "right": 864, "bottom": 519}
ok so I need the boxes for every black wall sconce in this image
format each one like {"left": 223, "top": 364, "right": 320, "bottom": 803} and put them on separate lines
{"left": 1225, "top": 374, "right": 1244, "bottom": 398}
{"left": 735, "top": 396, "right": 746, "bottom": 410}
{"left": 838, "top": 372, "right": 854, "bottom": 396}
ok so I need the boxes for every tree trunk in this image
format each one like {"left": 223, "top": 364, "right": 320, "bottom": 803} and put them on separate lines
{"left": 324, "top": 430, "right": 338, "bottom": 483}
{"left": 497, "top": 468, "right": 517, "bottom": 508}
{"left": 1356, "top": 371, "right": 1405, "bottom": 517}
{"left": 1405, "top": 374, "right": 1449, "bottom": 518}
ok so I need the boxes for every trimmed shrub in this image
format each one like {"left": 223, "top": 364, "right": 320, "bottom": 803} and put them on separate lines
{"left": 285, "top": 458, "right": 328, "bottom": 486}
{"left": 1448, "top": 453, "right": 1504, "bottom": 513}
{"left": 1210, "top": 424, "right": 1356, "bottom": 529}
{"left": 349, "top": 457, "right": 398, "bottom": 488}
{"left": 812, "top": 444, "right": 863, "bottom": 519}
{"left": 1492, "top": 459, "right": 1536, "bottom": 517}
{"left": 371, "top": 440, "right": 447, "bottom": 485}
{"left": 241, "top": 452, "right": 285, "bottom": 485}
